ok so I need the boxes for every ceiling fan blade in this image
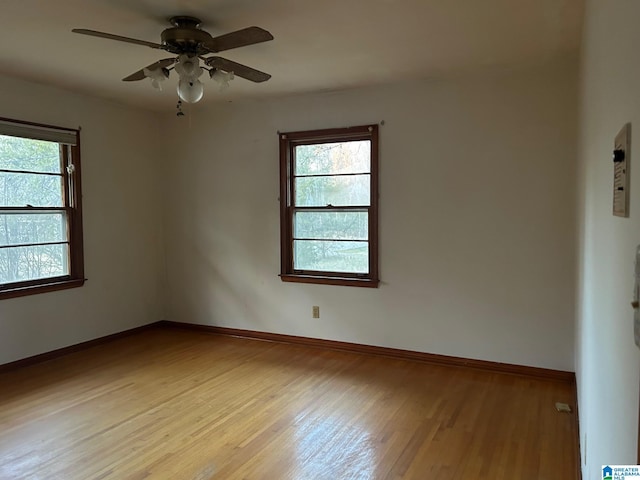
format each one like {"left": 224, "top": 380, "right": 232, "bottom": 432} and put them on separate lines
{"left": 123, "top": 58, "right": 176, "bottom": 81}
{"left": 204, "top": 26, "right": 273, "bottom": 53}
{"left": 72, "top": 29, "right": 161, "bottom": 49}
{"left": 205, "top": 57, "right": 271, "bottom": 83}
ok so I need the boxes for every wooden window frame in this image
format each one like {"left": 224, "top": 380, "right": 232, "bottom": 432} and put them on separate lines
{"left": 0, "top": 117, "right": 85, "bottom": 300}
{"left": 279, "top": 124, "right": 379, "bottom": 288}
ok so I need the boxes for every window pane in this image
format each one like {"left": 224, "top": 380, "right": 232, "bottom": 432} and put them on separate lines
{"left": 294, "top": 211, "right": 368, "bottom": 240}
{"left": 295, "top": 141, "right": 370, "bottom": 175}
{"left": 0, "top": 172, "right": 63, "bottom": 207}
{"left": 295, "top": 174, "right": 370, "bottom": 207}
{"left": 0, "top": 135, "right": 61, "bottom": 173}
{"left": 294, "top": 240, "right": 369, "bottom": 273}
{"left": 0, "top": 213, "right": 67, "bottom": 246}
{"left": 0, "top": 243, "right": 68, "bottom": 284}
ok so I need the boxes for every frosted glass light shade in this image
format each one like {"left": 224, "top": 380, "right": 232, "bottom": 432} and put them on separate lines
{"left": 210, "top": 69, "right": 235, "bottom": 91}
{"left": 175, "top": 54, "right": 201, "bottom": 78}
{"left": 177, "top": 78, "right": 204, "bottom": 103}
{"left": 143, "top": 67, "right": 168, "bottom": 91}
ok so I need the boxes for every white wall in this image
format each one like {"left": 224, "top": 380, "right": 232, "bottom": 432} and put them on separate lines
{"left": 0, "top": 75, "right": 165, "bottom": 365}
{"left": 576, "top": 1, "right": 640, "bottom": 477}
{"left": 162, "top": 60, "right": 578, "bottom": 371}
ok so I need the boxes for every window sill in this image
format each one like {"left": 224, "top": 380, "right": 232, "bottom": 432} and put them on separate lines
{"left": 0, "top": 277, "right": 86, "bottom": 300}
{"left": 280, "top": 274, "right": 379, "bottom": 288}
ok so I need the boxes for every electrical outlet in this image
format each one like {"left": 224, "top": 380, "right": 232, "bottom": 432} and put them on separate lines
{"left": 312, "top": 306, "right": 320, "bottom": 318}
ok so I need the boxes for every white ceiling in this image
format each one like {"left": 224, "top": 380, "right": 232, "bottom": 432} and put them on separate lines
{"left": 0, "top": 0, "right": 583, "bottom": 111}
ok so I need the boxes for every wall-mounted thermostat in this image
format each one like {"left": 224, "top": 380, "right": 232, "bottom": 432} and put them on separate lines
{"left": 613, "top": 123, "right": 631, "bottom": 217}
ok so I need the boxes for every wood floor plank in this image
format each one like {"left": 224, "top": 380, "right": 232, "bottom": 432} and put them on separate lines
{"left": 0, "top": 328, "right": 579, "bottom": 479}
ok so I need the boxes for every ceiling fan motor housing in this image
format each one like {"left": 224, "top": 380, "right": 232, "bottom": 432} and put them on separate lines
{"left": 161, "top": 16, "right": 211, "bottom": 55}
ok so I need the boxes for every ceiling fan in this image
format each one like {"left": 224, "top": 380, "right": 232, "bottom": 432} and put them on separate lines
{"left": 72, "top": 16, "right": 273, "bottom": 105}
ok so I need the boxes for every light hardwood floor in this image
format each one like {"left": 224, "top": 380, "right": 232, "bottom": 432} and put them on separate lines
{"left": 0, "top": 328, "right": 578, "bottom": 480}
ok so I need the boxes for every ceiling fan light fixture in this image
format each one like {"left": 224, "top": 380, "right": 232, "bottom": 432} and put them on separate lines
{"left": 72, "top": 18, "right": 274, "bottom": 110}
{"left": 177, "top": 77, "right": 204, "bottom": 103}
{"left": 175, "top": 54, "right": 205, "bottom": 102}
{"left": 143, "top": 67, "right": 169, "bottom": 90}
{"left": 210, "top": 69, "right": 234, "bottom": 91}
{"left": 175, "top": 54, "right": 201, "bottom": 79}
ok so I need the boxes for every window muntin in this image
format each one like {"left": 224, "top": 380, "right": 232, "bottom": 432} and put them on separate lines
{"left": 280, "top": 125, "right": 379, "bottom": 287}
{"left": 0, "top": 118, "right": 84, "bottom": 299}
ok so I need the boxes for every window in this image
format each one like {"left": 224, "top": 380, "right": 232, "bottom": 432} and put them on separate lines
{"left": 0, "top": 117, "right": 85, "bottom": 299}
{"left": 279, "top": 124, "right": 379, "bottom": 287}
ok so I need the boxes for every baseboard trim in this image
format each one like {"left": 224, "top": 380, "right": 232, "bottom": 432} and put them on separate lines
{"left": 0, "top": 322, "right": 160, "bottom": 373}
{"left": 1, "top": 320, "right": 576, "bottom": 384}
{"left": 158, "top": 321, "right": 576, "bottom": 383}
